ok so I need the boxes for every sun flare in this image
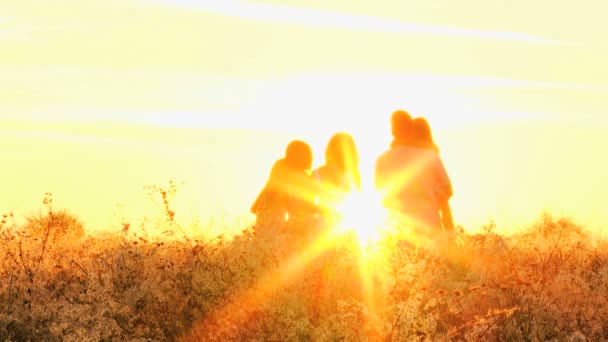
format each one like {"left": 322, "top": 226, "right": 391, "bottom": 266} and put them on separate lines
{"left": 335, "top": 188, "right": 388, "bottom": 249}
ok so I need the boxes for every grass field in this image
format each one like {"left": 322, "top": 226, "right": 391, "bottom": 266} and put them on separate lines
{"left": 1, "top": 190, "right": 607, "bottom": 341}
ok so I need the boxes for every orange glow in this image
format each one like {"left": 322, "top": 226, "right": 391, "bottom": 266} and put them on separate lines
{"left": 335, "top": 188, "right": 387, "bottom": 249}
{"left": 2, "top": 2, "right": 608, "bottom": 341}
{"left": 181, "top": 226, "right": 343, "bottom": 339}
{"left": 2, "top": 0, "right": 608, "bottom": 235}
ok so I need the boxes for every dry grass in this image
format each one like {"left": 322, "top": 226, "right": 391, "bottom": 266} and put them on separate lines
{"left": 1, "top": 190, "right": 607, "bottom": 341}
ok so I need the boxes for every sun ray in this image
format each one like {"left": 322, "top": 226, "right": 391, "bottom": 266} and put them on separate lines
{"left": 187, "top": 135, "right": 464, "bottom": 339}
{"left": 181, "top": 223, "right": 343, "bottom": 339}
{"left": 335, "top": 188, "right": 386, "bottom": 249}
{"left": 375, "top": 151, "right": 436, "bottom": 212}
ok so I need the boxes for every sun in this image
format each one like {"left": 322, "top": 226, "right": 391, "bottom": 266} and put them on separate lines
{"left": 335, "top": 187, "right": 388, "bottom": 249}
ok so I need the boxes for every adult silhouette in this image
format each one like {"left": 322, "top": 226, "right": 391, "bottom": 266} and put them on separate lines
{"left": 251, "top": 140, "right": 317, "bottom": 227}
{"left": 312, "top": 132, "right": 361, "bottom": 221}
{"left": 409, "top": 117, "right": 454, "bottom": 232}
{"left": 375, "top": 110, "right": 453, "bottom": 238}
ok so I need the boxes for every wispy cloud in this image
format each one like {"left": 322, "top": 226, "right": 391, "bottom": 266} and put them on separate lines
{"left": 248, "top": 72, "right": 608, "bottom": 114}
{"left": 149, "top": 0, "right": 564, "bottom": 45}
{"left": 0, "top": 15, "right": 83, "bottom": 41}
{"left": 3, "top": 66, "right": 607, "bottom": 128}
{"left": 389, "top": 73, "right": 608, "bottom": 92}
{"left": 0, "top": 66, "right": 261, "bottom": 124}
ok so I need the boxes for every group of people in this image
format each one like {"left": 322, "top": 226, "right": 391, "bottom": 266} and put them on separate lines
{"left": 250, "top": 109, "right": 454, "bottom": 241}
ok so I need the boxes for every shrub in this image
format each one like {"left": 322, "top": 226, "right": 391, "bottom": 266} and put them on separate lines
{"left": 1, "top": 193, "right": 607, "bottom": 341}
{"left": 24, "top": 209, "right": 85, "bottom": 243}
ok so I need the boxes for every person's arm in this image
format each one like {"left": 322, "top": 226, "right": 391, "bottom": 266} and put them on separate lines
{"left": 284, "top": 170, "right": 319, "bottom": 220}
{"left": 432, "top": 153, "right": 452, "bottom": 197}
{"left": 252, "top": 159, "right": 284, "bottom": 215}
{"left": 439, "top": 199, "right": 454, "bottom": 232}
{"left": 251, "top": 187, "right": 265, "bottom": 214}
{"left": 433, "top": 155, "right": 454, "bottom": 231}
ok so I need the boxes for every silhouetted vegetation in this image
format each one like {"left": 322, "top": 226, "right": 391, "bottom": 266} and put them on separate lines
{"left": 1, "top": 189, "right": 607, "bottom": 341}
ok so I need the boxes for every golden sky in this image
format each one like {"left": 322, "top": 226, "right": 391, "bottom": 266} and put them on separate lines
{"left": 2, "top": 0, "right": 608, "bottom": 234}
{"left": 3, "top": 0, "right": 607, "bottom": 126}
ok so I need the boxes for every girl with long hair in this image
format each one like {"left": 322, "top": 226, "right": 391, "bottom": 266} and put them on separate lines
{"left": 312, "top": 132, "right": 361, "bottom": 219}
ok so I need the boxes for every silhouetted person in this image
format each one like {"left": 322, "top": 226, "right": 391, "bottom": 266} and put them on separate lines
{"left": 374, "top": 109, "right": 412, "bottom": 200}
{"left": 375, "top": 111, "right": 453, "bottom": 238}
{"left": 251, "top": 140, "right": 318, "bottom": 228}
{"left": 409, "top": 117, "right": 454, "bottom": 233}
{"left": 312, "top": 132, "right": 361, "bottom": 221}
{"left": 308, "top": 132, "right": 361, "bottom": 321}
{"left": 390, "top": 109, "right": 413, "bottom": 148}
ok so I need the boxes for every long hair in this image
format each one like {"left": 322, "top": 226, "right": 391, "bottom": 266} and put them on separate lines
{"left": 411, "top": 117, "right": 439, "bottom": 152}
{"left": 325, "top": 132, "right": 361, "bottom": 190}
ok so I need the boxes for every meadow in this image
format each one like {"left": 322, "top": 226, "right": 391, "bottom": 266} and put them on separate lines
{"left": 1, "top": 185, "right": 607, "bottom": 341}
{"left": 4, "top": 0, "right": 608, "bottom": 340}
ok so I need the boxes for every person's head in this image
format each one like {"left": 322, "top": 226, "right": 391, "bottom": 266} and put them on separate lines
{"left": 325, "top": 132, "right": 359, "bottom": 171}
{"left": 411, "top": 117, "right": 439, "bottom": 152}
{"left": 284, "top": 140, "right": 313, "bottom": 171}
{"left": 391, "top": 109, "right": 412, "bottom": 140}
